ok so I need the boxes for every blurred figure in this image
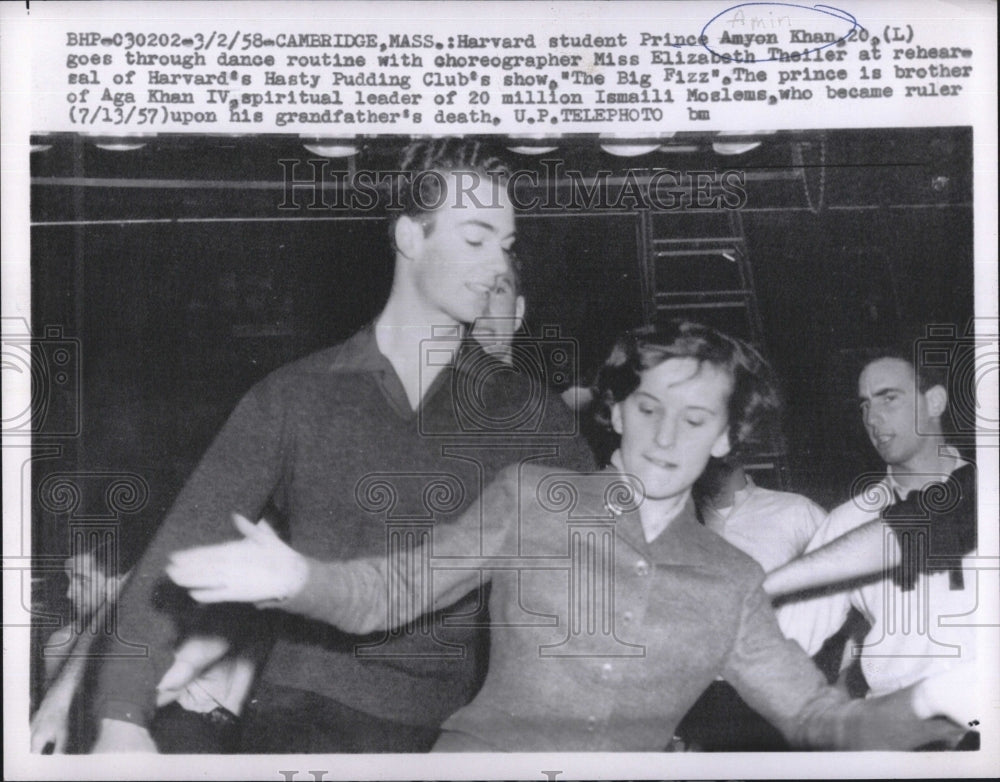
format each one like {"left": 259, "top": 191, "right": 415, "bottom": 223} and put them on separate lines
{"left": 41, "top": 542, "right": 127, "bottom": 686}
{"left": 470, "top": 262, "right": 525, "bottom": 365}
{"left": 32, "top": 539, "right": 129, "bottom": 753}
{"left": 31, "top": 537, "right": 254, "bottom": 754}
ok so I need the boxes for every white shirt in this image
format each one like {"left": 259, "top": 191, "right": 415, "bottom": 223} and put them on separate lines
{"left": 776, "top": 451, "right": 977, "bottom": 696}
{"left": 701, "top": 475, "right": 827, "bottom": 573}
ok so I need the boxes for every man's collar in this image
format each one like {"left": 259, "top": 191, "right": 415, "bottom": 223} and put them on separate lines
{"left": 328, "top": 323, "right": 389, "bottom": 372}
{"left": 885, "top": 445, "right": 966, "bottom": 498}
{"left": 703, "top": 472, "right": 757, "bottom": 517}
{"left": 330, "top": 323, "right": 488, "bottom": 375}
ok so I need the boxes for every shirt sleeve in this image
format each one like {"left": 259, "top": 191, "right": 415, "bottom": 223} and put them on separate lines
{"left": 795, "top": 497, "right": 829, "bottom": 555}
{"left": 725, "top": 579, "right": 967, "bottom": 749}
{"left": 773, "top": 509, "right": 855, "bottom": 654}
{"left": 279, "top": 468, "right": 518, "bottom": 634}
{"left": 92, "top": 382, "right": 291, "bottom": 727}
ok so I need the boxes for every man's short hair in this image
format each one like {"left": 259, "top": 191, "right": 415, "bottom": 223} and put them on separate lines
{"left": 593, "top": 320, "right": 783, "bottom": 460}
{"left": 71, "top": 529, "right": 144, "bottom": 580}
{"left": 856, "top": 341, "right": 949, "bottom": 394}
{"left": 390, "top": 137, "right": 513, "bottom": 240}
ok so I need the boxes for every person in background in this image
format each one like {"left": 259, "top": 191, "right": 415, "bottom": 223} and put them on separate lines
{"left": 166, "top": 321, "right": 971, "bottom": 752}
{"left": 774, "top": 345, "right": 977, "bottom": 727}
{"left": 696, "top": 460, "right": 827, "bottom": 574}
{"left": 470, "top": 261, "right": 525, "bottom": 366}
{"left": 32, "top": 539, "right": 130, "bottom": 753}
{"left": 91, "top": 138, "right": 593, "bottom": 753}
{"left": 31, "top": 537, "right": 254, "bottom": 754}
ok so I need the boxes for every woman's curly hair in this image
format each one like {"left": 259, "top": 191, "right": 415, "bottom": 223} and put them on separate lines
{"left": 592, "top": 320, "right": 784, "bottom": 460}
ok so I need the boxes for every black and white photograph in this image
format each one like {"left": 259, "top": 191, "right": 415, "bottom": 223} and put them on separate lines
{"left": 3, "top": 2, "right": 997, "bottom": 780}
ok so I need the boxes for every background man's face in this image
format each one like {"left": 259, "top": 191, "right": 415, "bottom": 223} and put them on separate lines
{"left": 858, "top": 357, "right": 937, "bottom": 468}
{"left": 411, "top": 174, "right": 515, "bottom": 326}
{"left": 612, "top": 358, "right": 732, "bottom": 502}
{"left": 64, "top": 552, "right": 110, "bottom": 620}
{"left": 471, "top": 269, "right": 525, "bottom": 358}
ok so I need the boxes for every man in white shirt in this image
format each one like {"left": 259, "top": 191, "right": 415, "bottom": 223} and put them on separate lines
{"left": 776, "top": 349, "right": 977, "bottom": 702}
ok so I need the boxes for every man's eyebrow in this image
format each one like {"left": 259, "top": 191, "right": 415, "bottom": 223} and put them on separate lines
{"left": 460, "top": 219, "right": 497, "bottom": 231}
{"left": 859, "top": 386, "right": 906, "bottom": 402}
{"left": 459, "top": 219, "right": 517, "bottom": 241}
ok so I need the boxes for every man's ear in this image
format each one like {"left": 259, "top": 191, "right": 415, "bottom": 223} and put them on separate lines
{"left": 394, "top": 215, "right": 424, "bottom": 260}
{"left": 513, "top": 295, "right": 526, "bottom": 332}
{"left": 710, "top": 427, "right": 732, "bottom": 459}
{"left": 924, "top": 384, "right": 948, "bottom": 419}
{"left": 611, "top": 403, "right": 623, "bottom": 435}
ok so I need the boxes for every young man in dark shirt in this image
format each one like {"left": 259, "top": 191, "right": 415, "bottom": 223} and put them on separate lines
{"left": 91, "top": 139, "right": 593, "bottom": 753}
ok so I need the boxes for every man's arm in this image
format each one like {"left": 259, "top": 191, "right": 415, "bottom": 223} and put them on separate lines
{"left": 31, "top": 625, "right": 93, "bottom": 753}
{"left": 92, "top": 635, "right": 237, "bottom": 754}
{"left": 154, "top": 634, "right": 233, "bottom": 708}
{"left": 765, "top": 519, "right": 899, "bottom": 597}
{"left": 41, "top": 624, "right": 75, "bottom": 686}
{"left": 167, "top": 471, "right": 521, "bottom": 633}
{"left": 725, "top": 580, "right": 967, "bottom": 749}
{"left": 767, "top": 464, "right": 977, "bottom": 598}
{"left": 90, "top": 384, "right": 290, "bottom": 750}
{"left": 772, "top": 505, "right": 863, "bottom": 655}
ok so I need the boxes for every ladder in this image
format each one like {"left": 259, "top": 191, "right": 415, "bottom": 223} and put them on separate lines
{"left": 637, "top": 208, "right": 789, "bottom": 489}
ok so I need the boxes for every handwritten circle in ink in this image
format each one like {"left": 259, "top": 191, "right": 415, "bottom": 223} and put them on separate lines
{"left": 700, "top": 3, "right": 860, "bottom": 63}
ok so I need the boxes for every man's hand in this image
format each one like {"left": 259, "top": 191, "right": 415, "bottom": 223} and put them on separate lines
{"left": 165, "top": 513, "right": 309, "bottom": 604}
{"left": 155, "top": 634, "right": 232, "bottom": 707}
{"left": 30, "top": 696, "right": 70, "bottom": 753}
{"left": 91, "top": 718, "right": 158, "bottom": 753}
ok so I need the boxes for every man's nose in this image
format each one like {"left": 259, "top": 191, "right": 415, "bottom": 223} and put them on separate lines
{"left": 484, "top": 248, "right": 509, "bottom": 277}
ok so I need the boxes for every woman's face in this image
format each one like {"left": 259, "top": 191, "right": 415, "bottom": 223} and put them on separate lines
{"left": 612, "top": 357, "right": 733, "bottom": 502}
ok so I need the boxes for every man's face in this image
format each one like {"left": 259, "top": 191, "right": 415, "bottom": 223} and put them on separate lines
{"left": 858, "top": 357, "right": 939, "bottom": 468}
{"left": 407, "top": 173, "right": 516, "bottom": 326}
{"left": 64, "top": 553, "right": 110, "bottom": 620}
{"left": 471, "top": 269, "right": 525, "bottom": 358}
{"left": 612, "top": 357, "right": 732, "bottom": 502}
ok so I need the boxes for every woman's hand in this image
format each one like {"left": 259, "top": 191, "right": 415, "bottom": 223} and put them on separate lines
{"left": 166, "top": 514, "right": 309, "bottom": 605}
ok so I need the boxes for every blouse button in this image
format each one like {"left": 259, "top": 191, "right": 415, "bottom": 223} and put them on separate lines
{"left": 600, "top": 662, "right": 613, "bottom": 680}
{"left": 635, "top": 560, "right": 650, "bottom": 576}
{"left": 623, "top": 611, "right": 634, "bottom": 623}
